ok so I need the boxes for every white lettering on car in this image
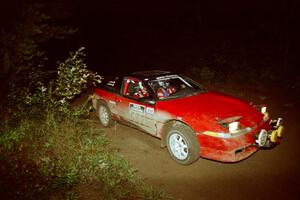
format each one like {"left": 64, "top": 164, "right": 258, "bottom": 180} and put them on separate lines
{"left": 129, "top": 103, "right": 146, "bottom": 124}
{"left": 156, "top": 75, "right": 179, "bottom": 80}
{"left": 129, "top": 103, "right": 145, "bottom": 114}
{"left": 146, "top": 107, "right": 154, "bottom": 115}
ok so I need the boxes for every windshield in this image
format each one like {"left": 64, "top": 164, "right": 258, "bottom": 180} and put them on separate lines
{"left": 147, "top": 75, "right": 205, "bottom": 100}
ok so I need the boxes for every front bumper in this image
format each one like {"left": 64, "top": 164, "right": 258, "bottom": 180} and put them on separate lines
{"left": 259, "top": 118, "right": 284, "bottom": 148}
{"left": 197, "top": 118, "right": 284, "bottom": 162}
{"left": 197, "top": 134, "right": 259, "bottom": 162}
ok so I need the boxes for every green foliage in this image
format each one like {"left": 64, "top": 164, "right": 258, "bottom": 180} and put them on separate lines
{"left": 1, "top": 4, "right": 76, "bottom": 70}
{"left": 53, "top": 47, "right": 101, "bottom": 118}
{"left": 0, "top": 43, "right": 168, "bottom": 198}
{"left": 0, "top": 119, "right": 31, "bottom": 150}
{"left": 0, "top": 114, "right": 172, "bottom": 200}
{"left": 142, "top": 186, "right": 172, "bottom": 200}
{"left": 55, "top": 47, "right": 92, "bottom": 101}
{"left": 0, "top": 4, "right": 171, "bottom": 199}
{"left": 6, "top": 46, "right": 101, "bottom": 121}
{"left": 34, "top": 116, "right": 138, "bottom": 199}
{"left": 1, "top": 3, "right": 76, "bottom": 116}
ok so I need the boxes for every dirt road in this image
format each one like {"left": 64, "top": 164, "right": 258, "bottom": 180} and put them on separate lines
{"left": 102, "top": 83, "right": 300, "bottom": 200}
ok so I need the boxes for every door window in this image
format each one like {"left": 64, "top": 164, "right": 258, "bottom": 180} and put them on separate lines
{"left": 122, "top": 78, "right": 149, "bottom": 100}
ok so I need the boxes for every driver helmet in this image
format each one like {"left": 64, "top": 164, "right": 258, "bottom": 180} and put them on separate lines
{"left": 138, "top": 82, "right": 144, "bottom": 89}
{"left": 158, "top": 81, "right": 165, "bottom": 87}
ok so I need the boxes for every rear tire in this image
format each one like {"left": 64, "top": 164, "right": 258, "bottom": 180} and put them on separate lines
{"left": 98, "top": 101, "right": 112, "bottom": 127}
{"left": 165, "top": 122, "right": 200, "bottom": 165}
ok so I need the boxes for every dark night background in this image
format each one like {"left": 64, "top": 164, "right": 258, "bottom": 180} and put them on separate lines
{"left": 1, "top": 1, "right": 300, "bottom": 199}
{"left": 1, "top": 0, "right": 299, "bottom": 77}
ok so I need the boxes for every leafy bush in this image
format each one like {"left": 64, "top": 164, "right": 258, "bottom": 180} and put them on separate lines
{"left": 53, "top": 47, "right": 101, "bottom": 118}
{"left": 0, "top": 114, "right": 172, "bottom": 200}
{"left": 1, "top": 4, "right": 76, "bottom": 116}
{"left": 6, "top": 47, "right": 101, "bottom": 122}
{"left": 0, "top": 119, "right": 32, "bottom": 150}
{"left": 1, "top": 5, "right": 171, "bottom": 196}
{"left": 1, "top": 44, "right": 171, "bottom": 199}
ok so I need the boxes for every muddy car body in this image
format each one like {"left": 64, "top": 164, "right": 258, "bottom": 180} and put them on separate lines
{"left": 92, "top": 70, "right": 284, "bottom": 165}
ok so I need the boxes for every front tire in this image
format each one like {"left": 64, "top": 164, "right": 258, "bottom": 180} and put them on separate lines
{"left": 98, "top": 101, "right": 112, "bottom": 127}
{"left": 166, "top": 122, "right": 200, "bottom": 165}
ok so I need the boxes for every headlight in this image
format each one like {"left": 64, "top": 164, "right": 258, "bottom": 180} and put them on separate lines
{"left": 256, "top": 129, "right": 268, "bottom": 147}
{"left": 228, "top": 121, "right": 239, "bottom": 133}
{"left": 261, "top": 106, "right": 267, "bottom": 114}
{"left": 260, "top": 106, "right": 270, "bottom": 121}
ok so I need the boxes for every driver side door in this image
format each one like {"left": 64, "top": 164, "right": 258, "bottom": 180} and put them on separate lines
{"left": 116, "top": 77, "right": 157, "bottom": 135}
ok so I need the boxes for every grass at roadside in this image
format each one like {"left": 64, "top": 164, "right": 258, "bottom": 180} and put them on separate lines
{"left": 0, "top": 113, "right": 173, "bottom": 200}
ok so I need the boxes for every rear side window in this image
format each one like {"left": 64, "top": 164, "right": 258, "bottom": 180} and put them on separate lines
{"left": 121, "top": 77, "right": 149, "bottom": 100}
{"left": 102, "top": 77, "right": 122, "bottom": 93}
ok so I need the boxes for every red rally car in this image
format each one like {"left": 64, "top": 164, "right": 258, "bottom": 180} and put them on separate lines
{"left": 92, "top": 70, "right": 284, "bottom": 165}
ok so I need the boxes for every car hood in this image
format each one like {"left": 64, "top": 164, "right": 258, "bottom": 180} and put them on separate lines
{"left": 157, "top": 91, "right": 263, "bottom": 132}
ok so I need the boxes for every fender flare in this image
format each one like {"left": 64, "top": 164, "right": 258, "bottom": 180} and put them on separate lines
{"left": 92, "top": 94, "right": 107, "bottom": 110}
{"left": 160, "top": 119, "right": 196, "bottom": 148}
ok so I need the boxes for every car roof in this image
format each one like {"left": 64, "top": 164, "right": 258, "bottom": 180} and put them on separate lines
{"left": 131, "top": 70, "right": 172, "bottom": 79}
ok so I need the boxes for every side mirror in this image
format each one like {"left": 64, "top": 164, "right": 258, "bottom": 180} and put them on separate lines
{"left": 139, "top": 97, "right": 156, "bottom": 105}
